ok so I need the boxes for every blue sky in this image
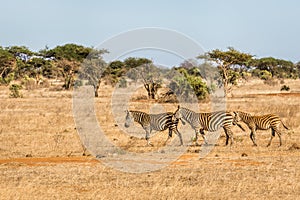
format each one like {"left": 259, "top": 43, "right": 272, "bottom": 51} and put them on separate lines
{"left": 1, "top": 0, "right": 300, "bottom": 66}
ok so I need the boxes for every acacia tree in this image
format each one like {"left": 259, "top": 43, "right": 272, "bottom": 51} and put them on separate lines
{"left": 56, "top": 59, "right": 79, "bottom": 90}
{"left": 296, "top": 62, "right": 300, "bottom": 78}
{"left": 79, "top": 49, "right": 108, "bottom": 97}
{"left": 45, "top": 44, "right": 91, "bottom": 61}
{"left": 48, "top": 44, "right": 96, "bottom": 90}
{"left": 0, "top": 47, "right": 16, "bottom": 84}
{"left": 23, "top": 58, "right": 56, "bottom": 85}
{"left": 139, "top": 63, "right": 163, "bottom": 100}
{"left": 251, "top": 57, "right": 296, "bottom": 79}
{"left": 198, "top": 47, "right": 253, "bottom": 96}
{"left": 122, "top": 57, "right": 161, "bottom": 99}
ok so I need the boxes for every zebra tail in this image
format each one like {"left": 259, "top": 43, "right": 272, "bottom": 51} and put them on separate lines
{"left": 281, "top": 120, "right": 289, "bottom": 130}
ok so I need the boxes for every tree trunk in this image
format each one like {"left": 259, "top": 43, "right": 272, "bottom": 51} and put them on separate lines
{"left": 221, "top": 66, "right": 230, "bottom": 97}
{"left": 94, "top": 79, "right": 101, "bottom": 97}
{"left": 144, "top": 82, "right": 158, "bottom": 99}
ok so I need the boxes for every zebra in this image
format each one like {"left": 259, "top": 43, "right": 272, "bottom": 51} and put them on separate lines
{"left": 232, "top": 111, "right": 289, "bottom": 147}
{"left": 124, "top": 110, "right": 183, "bottom": 146}
{"left": 173, "top": 106, "right": 245, "bottom": 146}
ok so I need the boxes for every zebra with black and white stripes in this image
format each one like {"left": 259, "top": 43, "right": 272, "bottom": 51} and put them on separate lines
{"left": 124, "top": 110, "right": 183, "bottom": 146}
{"left": 232, "top": 111, "right": 289, "bottom": 147}
{"left": 173, "top": 106, "right": 245, "bottom": 146}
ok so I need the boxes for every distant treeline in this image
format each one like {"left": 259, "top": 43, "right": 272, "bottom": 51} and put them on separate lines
{"left": 0, "top": 43, "right": 299, "bottom": 99}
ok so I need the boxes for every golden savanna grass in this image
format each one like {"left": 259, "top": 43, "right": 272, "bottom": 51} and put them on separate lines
{"left": 0, "top": 79, "right": 299, "bottom": 199}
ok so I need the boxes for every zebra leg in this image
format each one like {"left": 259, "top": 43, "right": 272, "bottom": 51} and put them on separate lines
{"left": 224, "top": 132, "right": 229, "bottom": 146}
{"left": 145, "top": 127, "right": 153, "bottom": 146}
{"left": 267, "top": 129, "right": 276, "bottom": 147}
{"left": 228, "top": 129, "right": 234, "bottom": 146}
{"left": 274, "top": 128, "right": 282, "bottom": 147}
{"left": 223, "top": 128, "right": 233, "bottom": 146}
{"left": 174, "top": 129, "right": 183, "bottom": 146}
{"left": 194, "top": 129, "right": 200, "bottom": 146}
{"left": 200, "top": 128, "right": 208, "bottom": 145}
{"left": 164, "top": 129, "right": 173, "bottom": 145}
{"left": 168, "top": 128, "right": 173, "bottom": 138}
{"left": 250, "top": 130, "right": 258, "bottom": 146}
{"left": 277, "top": 132, "right": 282, "bottom": 147}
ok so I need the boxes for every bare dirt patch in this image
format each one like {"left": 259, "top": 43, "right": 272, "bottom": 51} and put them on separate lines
{"left": 0, "top": 156, "right": 99, "bottom": 167}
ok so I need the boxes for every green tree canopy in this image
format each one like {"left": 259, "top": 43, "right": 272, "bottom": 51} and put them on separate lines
{"left": 198, "top": 47, "right": 253, "bottom": 96}
{"left": 251, "top": 57, "right": 296, "bottom": 78}
{"left": 45, "top": 43, "right": 93, "bottom": 62}
{"left": 6, "top": 46, "right": 34, "bottom": 56}
{"left": 0, "top": 47, "right": 16, "bottom": 84}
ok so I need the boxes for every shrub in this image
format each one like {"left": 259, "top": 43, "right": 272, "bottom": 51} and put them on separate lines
{"left": 21, "top": 75, "right": 37, "bottom": 90}
{"left": 251, "top": 69, "right": 272, "bottom": 80}
{"left": 9, "top": 84, "right": 23, "bottom": 98}
{"left": 169, "top": 68, "right": 209, "bottom": 101}
{"left": 118, "top": 78, "right": 127, "bottom": 88}
{"left": 228, "top": 70, "right": 240, "bottom": 85}
{"left": 0, "top": 72, "right": 15, "bottom": 85}
{"left": 280, "top": 85, "right": 290, "bottom": 91}
{"left": 241, "top": 71, "right": 252, "bottom": 80}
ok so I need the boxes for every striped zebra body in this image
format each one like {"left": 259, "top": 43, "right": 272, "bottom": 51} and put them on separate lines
{"left": 174, "top": 106, "right": 241, "bottom": 146}
{"left": 233, "top": 111, "right": 289, "bottom": 146}
{"left": 125, "top": 110, "right": 182, "bottom": 146}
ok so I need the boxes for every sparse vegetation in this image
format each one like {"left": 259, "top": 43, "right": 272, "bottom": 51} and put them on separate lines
{"left": 1, "top": 44, "right": 299, "bottom": 100}
{"left": 281, "top": 84, "right": 290, "bottom": 91}
{"left": 9, "top": 83, "right": 22, "bottom": 98}
{"left": 0, "top": 80, "right": 300, "bottom": 199}
{"left": 0, "top": 43, "right": 300, "bottom": 199}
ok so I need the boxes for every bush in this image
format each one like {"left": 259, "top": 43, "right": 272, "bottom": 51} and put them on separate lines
{"left": 280, "top": 85, "right": 290, "bottom": 91}
{"left": 169, "top": 68, "right": 209, "bottom": 101}
{"left": 118, "top": 78, "right": 127, "bottom": 88}
{"left": 9, "top": 84, "right": 23, "bottom": 98}
{"left": 241, "top": 71, "right": 252, "bottom": 80}
{"left": 21, "top": 75, "right": 37, "bottom": 90}
{"left": 251, "top": 69, "right": 272, "bottom": 80}
{"left": 228, "top": 70, "right": 240, "bottom": 85}
{"left": 0, "top": 72, "right": 15, "bottom": 85}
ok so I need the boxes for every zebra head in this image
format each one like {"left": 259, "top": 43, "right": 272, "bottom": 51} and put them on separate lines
{"left": 231, "top": 111, "right": 246, "bottom": 132}
{"left": 232, "top": 111, "right": 241, "bottom": 124}
{"left": 174, "top": 105, "right": 186, "bottom": 125}
{"left": 124, "top": 110, "right": 134, "bottom": 128}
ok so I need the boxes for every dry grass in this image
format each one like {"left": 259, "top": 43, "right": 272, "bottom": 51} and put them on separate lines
{"left": 0, "top": 79, "right": 300, "bottom": 199}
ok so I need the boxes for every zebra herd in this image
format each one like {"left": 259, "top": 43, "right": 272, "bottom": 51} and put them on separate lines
{"left": 124, "top": 106, "right": 289, "bottom": 147}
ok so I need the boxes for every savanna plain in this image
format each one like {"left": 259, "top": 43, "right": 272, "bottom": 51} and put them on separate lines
{"left": 0, "top": 79, "right": 300, "bottom": 200}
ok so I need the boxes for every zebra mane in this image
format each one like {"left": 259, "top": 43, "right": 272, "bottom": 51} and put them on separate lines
{"left": 238, "top": 111, "right": 252, "bottom": 116}
{"left": 180, "top": 106, "right": 196, "bottom": 114}
{"left": 128, "top": 110, "right": 150, "bottom": 123}
{"left": 129, "top": 110, "right": 147, "bottom": 115}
